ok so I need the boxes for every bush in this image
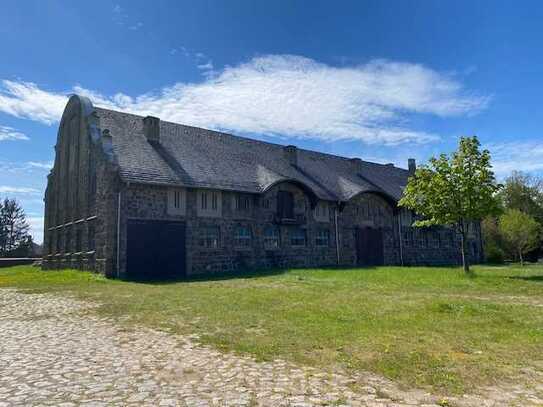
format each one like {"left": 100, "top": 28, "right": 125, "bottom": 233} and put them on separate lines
{"left": 485, "top": 244, "right": 505, "bottom": 264}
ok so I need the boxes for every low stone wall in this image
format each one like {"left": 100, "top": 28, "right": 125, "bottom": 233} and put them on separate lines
{"left": 0, "top": 258, "right": 41, "bottom": 268}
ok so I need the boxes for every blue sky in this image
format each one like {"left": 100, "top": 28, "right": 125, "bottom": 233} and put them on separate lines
{"left": 2, "top": 0, "right": 543, "bottom": 243}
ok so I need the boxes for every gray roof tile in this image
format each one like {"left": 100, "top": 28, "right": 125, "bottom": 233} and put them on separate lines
{"left": 95, "top": 107, "right": 409, "bottom": 202}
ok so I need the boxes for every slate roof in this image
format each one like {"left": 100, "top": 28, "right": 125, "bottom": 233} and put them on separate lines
{"left": 95, "top": 107, "right": 409, "bottom": 203}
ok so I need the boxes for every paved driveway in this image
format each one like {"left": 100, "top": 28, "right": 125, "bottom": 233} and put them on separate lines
{"left": 0, "top": 289, "right": 541, "bottom": 406}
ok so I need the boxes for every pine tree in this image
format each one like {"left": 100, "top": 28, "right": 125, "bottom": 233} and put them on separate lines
{"left": 0, "top": 198, "right": 31, "bottom": 257}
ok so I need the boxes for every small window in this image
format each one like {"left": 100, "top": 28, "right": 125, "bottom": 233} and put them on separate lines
{"left": 264, "top": 225, "right": 280, "bottom": 248}
{"left": 199, "top": 226, "right": 220, "bottom": 248}
{"left": 234, "top": 194, "right": 251, "bottom": 211}
{"left": 56, "top": 232, "right": 62, "bottom": 253}
{"left": 75, "top": 228, "right": 82, "bottom": 252}
{"left": 168, "top": 188, "right": 185, "bottom": 215}
{"left": 316, "top": 229, "right": 330, "bottom": 247}
{"left": 314, "top": 201, "right": 329, "bottom": 222}
{"left": 234, "top": 225, "right": 252, "bottom": 247}
{"left": 88, "top": 224, "right": 95, "bottom": 251}
{"left": 198, "top": 190, "right": 222, "bottom": 217}
{"left": 65, "top": 228, "right": 71, "bottom": 253}
{"left": 290, "top": 228, "right": 306, "bottom": 246}
{"left": 262, "top": 198, "right": 271, "bottom": 209}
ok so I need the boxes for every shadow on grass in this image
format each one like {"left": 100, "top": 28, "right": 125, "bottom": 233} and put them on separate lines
{"left": 509, "top": 275, "right": 543, "bottom": 283}
{"left": 122, "top": 265, "right": 375, "bottom": 285}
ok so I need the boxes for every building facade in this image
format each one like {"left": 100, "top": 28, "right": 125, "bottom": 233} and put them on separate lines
{"left": 42, "top": 96, "right": 483, "bottom": 278}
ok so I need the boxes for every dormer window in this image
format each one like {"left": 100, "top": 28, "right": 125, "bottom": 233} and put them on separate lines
{"left": 198, "top": 190, "right": 221, "bottom": 217}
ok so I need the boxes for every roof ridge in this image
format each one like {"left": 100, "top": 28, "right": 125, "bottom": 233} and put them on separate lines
{"left": 94, "top": 105, "right": 406, "bottom": 171}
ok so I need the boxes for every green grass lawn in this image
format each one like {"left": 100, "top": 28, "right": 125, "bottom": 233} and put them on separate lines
{"left": 1, "top": 264, "right": 543, "bottom": 395}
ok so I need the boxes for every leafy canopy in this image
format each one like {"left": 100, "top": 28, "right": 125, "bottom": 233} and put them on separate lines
{"left": 399, "top": 136, "right": 501, "bottom": 229}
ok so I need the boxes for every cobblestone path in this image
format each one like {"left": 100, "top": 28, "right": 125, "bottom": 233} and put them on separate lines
{"left": 1, "top": 289, "right": 542, "bottom": 406}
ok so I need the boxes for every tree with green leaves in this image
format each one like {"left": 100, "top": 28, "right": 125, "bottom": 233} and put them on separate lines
{"left": 0, "top": 198, "right": 31, "bottom": 257}
{"left": 499, "top": 171, "right": 543, "bottom": 224}
{"left": 399, "top": 136, "right": 501, "bottom": 275}
{"left": 499, "top": 209, "right": 540, "bottom": 266}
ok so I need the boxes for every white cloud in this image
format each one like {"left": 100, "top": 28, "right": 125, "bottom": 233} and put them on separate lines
{"left": 0, "top": 80, "right": 67, "bottom": 124}
{"left": 487, "top": 140, "right": 543, "bottom": 177}
{"left": 0, "top": 55, "right": 490, "bottom": 145}
{"left": 0, "top": 186, "right": 40, "bottom": 194}
{"left": 0, "top": 125, "right": 29, "bottom": 141}
{"left": 27, "top": 161, "right": 53, "bottom": 170}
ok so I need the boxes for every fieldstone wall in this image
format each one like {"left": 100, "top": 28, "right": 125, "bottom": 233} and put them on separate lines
{"left": 43, "top": 96, "right": 483, "bottom": 278}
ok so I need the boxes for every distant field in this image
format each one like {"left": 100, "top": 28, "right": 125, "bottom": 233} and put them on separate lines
{"left": 1, "top": 264, "right": 542, "bottom": 395}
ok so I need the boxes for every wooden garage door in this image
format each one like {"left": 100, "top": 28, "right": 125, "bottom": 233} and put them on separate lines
{"left": 126, "top": 219, "right": 186, "bottom": 280}
{"left": 355, "top": 226, "right": 384, "bottom": 266}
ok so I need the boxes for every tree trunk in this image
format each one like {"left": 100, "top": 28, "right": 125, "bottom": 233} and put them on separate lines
{"left": 519, "top": 249, "right": 524, "bottom": 266}
{"left": 460, "top": 231, "right": 471, "bottom": 275}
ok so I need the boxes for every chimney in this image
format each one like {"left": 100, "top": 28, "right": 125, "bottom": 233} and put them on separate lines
{"left": 143, "top": 116, "right": 160, "bottom": 144}
{"left": 408, "top": 158, "right": 416, "bottom": 176}
{"left": 284, "top": 145, "right": 298, "bottom": 166}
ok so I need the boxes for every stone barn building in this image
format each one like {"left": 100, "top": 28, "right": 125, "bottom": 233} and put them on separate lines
{"left": 42, "top": 95, "right": 483, "bottom": 278}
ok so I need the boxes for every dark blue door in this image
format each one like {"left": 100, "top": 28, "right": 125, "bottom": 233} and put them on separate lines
{"left": 126, "top": 220, "right": 186, "bottom": 279}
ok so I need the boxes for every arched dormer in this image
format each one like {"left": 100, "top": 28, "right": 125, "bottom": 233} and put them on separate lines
{"left": 261, "top": 178, "right": 320, "bottom": 209}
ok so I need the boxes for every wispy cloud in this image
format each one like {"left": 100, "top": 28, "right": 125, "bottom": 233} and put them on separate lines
{"left": 0, "top": 125, "right": 29, "bottom": 141}
{"left": 487, "top": 140, "right": 543, "bottom": 177}
{"left": 0, "top": 186, "right": 40, "bottom": 194}
{"left": 0, "top": 160, "right": 53, "bottom": 174}
{"left": 0, "top": 55, "right": 490, "bottom": 145}
{"left": 27, "top": 161, "right": 53, "bottom": 170}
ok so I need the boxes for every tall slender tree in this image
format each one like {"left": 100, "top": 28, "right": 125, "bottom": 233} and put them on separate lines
{"left": 399, "top": 136, "right": 501, "bottom": 275}
{"left": 0, "top": 198, "right": 31, "bottom": 257}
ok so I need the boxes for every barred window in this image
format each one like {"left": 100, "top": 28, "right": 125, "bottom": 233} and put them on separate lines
{"left": 315, "top": 229, "right": 330, "bottom": 247}
{"left": 234, "top": 225, "right": 252, "bottom": 247}
{"left": 290, "top": 228, "right": 306, "bottom": 246}
{"left": 199, "top": 226, "right": 220, "bottom": 248}
{"left": 264, "top": 225, "right": 280, "bottom": 248}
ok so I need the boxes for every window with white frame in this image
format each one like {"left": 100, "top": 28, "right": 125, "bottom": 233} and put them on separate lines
{"left": 315, "top": 229, "right": 330, "bottom": 247}
{"left": 314, "top": 201, "right": 329, "bottom": 222}
{"left": 199, "top": 226, "right": 220, "bottom": 248}
{"left": 197, "top": 190, "right": 222, "bottom": 217}
{"left": 263, "top": 225, "right": 280, "bottom": 248}
{"left": 168, "top": 188, "right": 186, "bottom": 215}
{"left": 234, "top": 225, "right": 252, "bottom": 247}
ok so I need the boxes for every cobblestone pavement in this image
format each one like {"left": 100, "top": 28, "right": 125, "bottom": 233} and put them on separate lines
{"left": 1, "top": 289, "right": 542, "bottom": 406}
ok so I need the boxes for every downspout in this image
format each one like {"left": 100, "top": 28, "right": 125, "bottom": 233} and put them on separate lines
{"left": 397, "top": 208, "right": 404, "bottom": 266}
{"left": 335, "top": 203, "right": 340, "bottom": 265}
{"left": 116, "top": 190, "right": 121, "bottom": 278}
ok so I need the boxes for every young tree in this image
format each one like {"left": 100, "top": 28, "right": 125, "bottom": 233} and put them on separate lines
{"left": 499, "top": 209, "right": 540, "bottom": 266}
{"left": 399, "top": 136, "right": 501, "bottom": 275}
{"left": 0, "top": 198, "right": 31, "bottom": 257}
